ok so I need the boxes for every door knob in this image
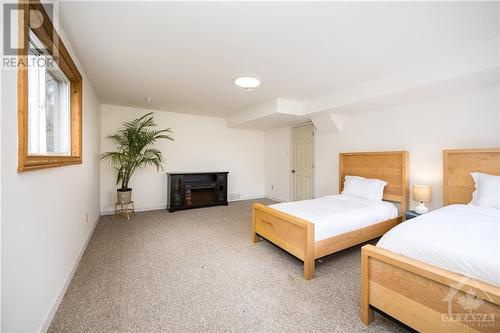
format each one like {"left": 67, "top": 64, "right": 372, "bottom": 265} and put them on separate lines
{"left": 291, "top": 170, "right": 295, "bottom": 173}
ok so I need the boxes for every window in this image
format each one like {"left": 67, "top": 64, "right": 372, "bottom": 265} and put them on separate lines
{"left": 18, "top": 1, "right": 82, "bottom": 171}
{"left": 28, "top": 32, "right": 70, "bottom": 156}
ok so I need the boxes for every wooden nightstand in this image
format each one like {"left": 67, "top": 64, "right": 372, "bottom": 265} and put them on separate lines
{"left": 405, "top": 210, "right": 421, "bottom": 220}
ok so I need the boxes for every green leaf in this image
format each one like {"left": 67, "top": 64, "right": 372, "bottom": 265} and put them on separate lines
{"left": 100, "top": 113, "right": 173, "bottom": 189}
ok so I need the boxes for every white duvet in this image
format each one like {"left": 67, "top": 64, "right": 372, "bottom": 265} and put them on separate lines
{"left": 378, "top": 204, "right": 500, "bottom": 287}
{"left": 270, "top": 194, "right": 398, "bottom": 241}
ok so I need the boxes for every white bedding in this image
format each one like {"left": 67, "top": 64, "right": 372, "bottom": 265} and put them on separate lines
{"left": 269, "top": 194, "right": 398, "bottom": 241}
{"left": 377, "top": 204, "right": 500, "bottom": 287}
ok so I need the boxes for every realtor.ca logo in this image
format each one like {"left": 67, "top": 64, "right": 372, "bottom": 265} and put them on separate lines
{"left": 441, "top": 276, "right": 495, "bottom": 329}
{"left": 2, "top": 1, "right": 56, "bottom": 69}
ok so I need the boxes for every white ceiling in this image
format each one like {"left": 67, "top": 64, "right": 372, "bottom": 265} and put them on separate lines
{"left": 59, "top": 1, "right": 499, "bottom": 118}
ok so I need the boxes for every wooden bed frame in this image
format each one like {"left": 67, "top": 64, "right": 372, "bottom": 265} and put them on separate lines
{"left": 361, "top": 148, "right": 500, "bottom": 333}
{"left": 252, "top": 151, "right": 409, "bottom": 280}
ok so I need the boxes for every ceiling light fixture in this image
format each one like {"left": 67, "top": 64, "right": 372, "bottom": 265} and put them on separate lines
{"left": 234, "top": 76, "right": 261, "bottom": 90}
{"left": 145, "top": 96, "right": 152, "bottom": 102}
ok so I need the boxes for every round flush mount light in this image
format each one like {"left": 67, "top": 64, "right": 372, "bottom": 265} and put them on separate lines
{"left": 234, "top": 76, "right": 261, "bottom": 90}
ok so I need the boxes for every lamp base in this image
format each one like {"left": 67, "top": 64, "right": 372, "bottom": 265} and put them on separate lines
{"left": 414, "top": 202, "right": 429, "bottom": 214}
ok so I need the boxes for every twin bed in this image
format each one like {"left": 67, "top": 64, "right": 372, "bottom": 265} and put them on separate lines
{"left": 252, "top": 151, "right": 408, "bottom": 279}
{"left": 361, "top": 149, "right": 500, "bottom": 332}
{"left": 252, "top": 148, "right": 499, "bottom": 332}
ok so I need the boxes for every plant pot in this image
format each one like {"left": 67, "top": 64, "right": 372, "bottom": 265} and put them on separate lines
{"left": 117, "top": 188, "right": 132, "bottom": 203}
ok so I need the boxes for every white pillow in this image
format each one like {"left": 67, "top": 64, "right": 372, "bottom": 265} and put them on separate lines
{"left": 342, "top": 175, "right": 387, "bottom": 202}
{"left": 470, "top": 172, "right": 500, "bottom": 208}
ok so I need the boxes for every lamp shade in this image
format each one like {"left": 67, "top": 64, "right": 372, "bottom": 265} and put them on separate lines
{"left": 413, "top": 185, "right": 431, "bottom": 203}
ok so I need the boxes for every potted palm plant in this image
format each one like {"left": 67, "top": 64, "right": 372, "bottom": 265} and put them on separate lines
{"left": 101, "top": 112, "right": 173, "bottom": 203}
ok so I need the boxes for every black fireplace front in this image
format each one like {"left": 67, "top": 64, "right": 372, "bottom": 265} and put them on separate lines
{"left": 167, "top": 172, "right": 228, "bottom": 212}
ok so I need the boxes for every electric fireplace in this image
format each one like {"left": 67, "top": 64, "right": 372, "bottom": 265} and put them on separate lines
{"left": 167, "top": 172, "right": 228, "bottom": 212}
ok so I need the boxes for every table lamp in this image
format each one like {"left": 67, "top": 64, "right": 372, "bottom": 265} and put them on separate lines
{"left": 413, "top": 185, "right": 431, "bottom": 214}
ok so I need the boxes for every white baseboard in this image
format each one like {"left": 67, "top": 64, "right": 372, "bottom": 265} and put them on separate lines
{"left": 100, "top": 205, "right": 166, "bottom": 216}
{"left": 264, "top": 195, "right": 287, "bottom": 203}
{"left": 100, "top": 195, "right": 267, "bottom": 215}
{"left": 40, "top": 216, "right": 100, "bottom": 333}
{"left": 228, "top": 194, "right": 265, "bottom": 202}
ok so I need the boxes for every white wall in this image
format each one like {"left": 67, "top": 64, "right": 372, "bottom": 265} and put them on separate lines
{"left": 0, "top": 15, "right": 101, "bottom": 333}
{"left": 266, "top": 83, "right": 500, "bottom": 209}
{"left": 265, "top": 127, "right": 291, "bottom": 202}
{"left": 100, "top": 105, "right": 266, "bottom": 213}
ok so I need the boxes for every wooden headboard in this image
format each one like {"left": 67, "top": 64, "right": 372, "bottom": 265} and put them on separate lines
{"left": 443, "top": 149, "right": 500, "bottom": 205}
{"left": 339, "top": 151, "right": 409, "bottom": 215}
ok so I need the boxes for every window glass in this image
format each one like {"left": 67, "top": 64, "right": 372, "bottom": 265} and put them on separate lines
{"left": 27, "top": 31, "right": 70, "bottom": 155}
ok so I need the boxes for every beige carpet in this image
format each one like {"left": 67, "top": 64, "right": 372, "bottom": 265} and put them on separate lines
{"left": 48, "top": 199, "right": 409, "bottom": 333}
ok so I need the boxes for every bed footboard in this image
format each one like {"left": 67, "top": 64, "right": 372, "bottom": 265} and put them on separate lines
{"left": 252, "top": 203, "right": 315, "bottom": 279}
{"left": 361, "top": 245, "right": 500, "bottom": 332}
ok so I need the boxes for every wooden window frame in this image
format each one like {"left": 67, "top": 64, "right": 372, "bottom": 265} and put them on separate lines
{"left": 17, "top": 0, "right": 82, "bottom": 172}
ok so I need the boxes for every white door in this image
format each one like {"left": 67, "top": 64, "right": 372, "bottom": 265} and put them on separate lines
{"left": 291, "top": 124, "right": 315, "bottom": 201}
